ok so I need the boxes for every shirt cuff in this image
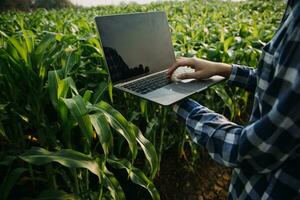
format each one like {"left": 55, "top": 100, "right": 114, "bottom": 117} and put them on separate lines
{"left": 173, "top": 98, "right": 205, "bottom": 121}
{"left": 227, "top": 64, "right": 239, "bottom": 84}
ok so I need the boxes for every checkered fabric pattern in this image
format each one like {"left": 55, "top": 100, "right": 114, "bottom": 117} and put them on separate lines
{"left": 173, "top": 1, "right": 300, "bottom": 199}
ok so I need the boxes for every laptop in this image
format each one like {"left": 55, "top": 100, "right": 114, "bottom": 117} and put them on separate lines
{"left": 94, "top": 11, "right": 224, "bottom": 106}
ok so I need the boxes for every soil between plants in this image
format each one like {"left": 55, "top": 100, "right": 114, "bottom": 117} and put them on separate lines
{"left": 155, "top": 145, "right": 232, "bottom": 200}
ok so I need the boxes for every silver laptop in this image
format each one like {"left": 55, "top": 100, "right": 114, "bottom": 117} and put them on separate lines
{"left": 94, "top": 11, "right": 224, "bottom": 106}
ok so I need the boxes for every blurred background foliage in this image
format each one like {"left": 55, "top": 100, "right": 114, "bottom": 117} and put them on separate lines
{"left": 0, "top": 0, "right": 286, "bottom": 199}
{"left": 0, "top": 0, "right": 73, "bottom": 11}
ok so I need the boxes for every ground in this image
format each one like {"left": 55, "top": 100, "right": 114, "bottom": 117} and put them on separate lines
{"left": 155, "top": 145, "right": 232, "bottom": 200}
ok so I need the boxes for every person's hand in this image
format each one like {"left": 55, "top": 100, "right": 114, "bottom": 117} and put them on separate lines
{"left": 167, "top": 57, "right": 232, "bottom": 80}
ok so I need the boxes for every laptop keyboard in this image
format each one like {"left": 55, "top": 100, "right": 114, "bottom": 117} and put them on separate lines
{"left": 122, "top": 72, "right": 170, "bottom": 94}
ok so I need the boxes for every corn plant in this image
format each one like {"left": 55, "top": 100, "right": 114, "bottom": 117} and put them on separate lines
{"left": 0, "top": 27, "right": 159, "bottom": 199}
{"left": 0, "top": 0, "right": 286, "bottom": 199}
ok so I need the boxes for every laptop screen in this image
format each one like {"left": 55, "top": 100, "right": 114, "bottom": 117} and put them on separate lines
{"left": 95, "top": 11, "right": 176, "bottom": 83}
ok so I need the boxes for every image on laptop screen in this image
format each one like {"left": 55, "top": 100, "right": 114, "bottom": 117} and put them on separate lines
{"left": 95, "top": 12, "right": 175, "bottom": 83}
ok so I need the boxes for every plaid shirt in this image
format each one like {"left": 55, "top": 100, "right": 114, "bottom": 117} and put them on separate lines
{"left": 173, "top": 1, "right": 300, "bottom": 199}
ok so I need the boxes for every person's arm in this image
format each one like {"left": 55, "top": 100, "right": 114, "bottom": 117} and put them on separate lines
{"left": 167, "top": 57, "right": 258, "bottom": 93}
{"left": 174, "top": 19, "right": 300, "bottom": 173}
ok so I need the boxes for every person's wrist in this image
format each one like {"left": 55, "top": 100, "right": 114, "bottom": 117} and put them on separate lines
{"left": 216, "top": 63, "right": 232, "bottom": 78}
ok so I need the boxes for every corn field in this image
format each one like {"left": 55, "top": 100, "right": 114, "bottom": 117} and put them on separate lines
{"left": 0, "top": 0, "right": 285, "bottom": 199}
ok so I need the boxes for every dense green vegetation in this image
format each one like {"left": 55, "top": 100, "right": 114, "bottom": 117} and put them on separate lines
{"left": 0, "top": 0, "right": 73, "bottom": 11}
{"left": 0, "top": 0, "right": 285, "bottom": 199}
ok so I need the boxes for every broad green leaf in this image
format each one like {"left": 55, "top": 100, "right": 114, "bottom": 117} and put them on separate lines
{"left": 220, "top": 27, "right": 225, "bottom": 43}
{"left": 140, "top": 100, "right": 148, "bottom": 122}
{"left": 102, "top": 166, "right": 126, "bottom": 200}
{"left": 108, "top": 82, "right": 113, "bottom": 103}
{"left": 35, "top": 33, "right": 57, "bottom": 56}
{"left": 63, "top": 51, "right": 80, "bottom": 77}
{"left": 57, "top": 77, "right": 78, "bottom": 98}
{"left": 20, "top": 147, "right": 100, "bottom": 178}
{"left": 214, "top": 85, "right": 235, "bottom": 120}
{"left": 88, "top": 102, "right": 138, "bottom": 160}
{"left": 48, "top": 70, "right": 60, "bottom": 109}
{"left": 83, "top": 90, "right": 92, "bottom": 103}
{"left": 57, "top": 78, "right": 71, "bottom": 98}
{"left": 129, "top": 123, "right": 158, "bottom": 179}
{"left": 0, "top": 122, "right": 8, "bottom": 141}
{"left": 223, "top": 37, "right": 234, "bottom": 53}
{"left": 4, "top": 45, "right": 19, "bottom": 65}
{"left": 90, "top": 113, "right": 113, "bottom": 157}
{"left": 108, "top": 157, "right": 160, "bottom": 200}
{"left": 0, "top": 30, "right": 8, "bottom": 38}
{"left": 8, "top": 36, "right": 28, "bottom": 64}
{"left": 0, "top": 32, "right": 27, "bottom": 64}
{"left": 91, "top": 81, "right": 107, "bottom": 104}
{"left": 145, "top": 118, "right": 159, "bottom": 139}
{"left": 57, "top": 98, "right": 69, "bottom": 123}
{"left": 128, "top": 111, "right": 140, "bottom": 122}
{"left": 33, "top": 33, "right": 57, "bottom": 69}
{"left": 62, "top": 95, "right": 93, "bottom": 149}
{"left": 22, "top": 30, "right": 35, "bottom": 54}
{"left": 32, "top": 189, "right": 78, "bottom": 200}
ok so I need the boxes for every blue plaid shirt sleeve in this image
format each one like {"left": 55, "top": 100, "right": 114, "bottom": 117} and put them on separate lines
{"left": 173, "top": 99, "right": 244, "bottom": 168}
{"left": 227, "top": 64, "right": 257, "bottom": 92}
{"left": 174, "top": 12, "right": 300, "bottom": 174}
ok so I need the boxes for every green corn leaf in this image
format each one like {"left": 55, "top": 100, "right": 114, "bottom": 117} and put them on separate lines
{"left": 8, "top": 36, "right": 28, "bottom": 65}
{"left": 0, "top": 167, "right": 27, "bottom": 200}
{"left": 33, "top": 33, "right": 57, "bottom": 67}
{"left": 220, "top": 27, "right": 225, "bottom": 43}
{"left": 128, "top": 111, "right": 140, "bottom": 122}
{"left": 0, "top": 30, "right": 8, "bottom": 38}
{"left": 140, "top": 100, "right": 149, "bottom": 122}
{"left": 108, "top": 157, "right": 160, "bottom": 200}
{"left": 91, "top": 81, "right": 107, "bottom": 104}
{"left": 35, "top": 33, "right": 57, "bottom": 56}
{"left": 57, "top": 98, "right": 69, "bottom": 123}
{"left": 90, "top": 113, "right": 113, "bottom": 157}
{"left": 0, "top": 31, "right": 27, "bottom": 64}
{"left": 101, "top": 166, "right": 126, "bottom": 200}
{"left": 57, "top": 78, "right": 71, "bottom": 98}
{"left": 20, "top": 147, "right": 100, "bottom": 178}
{"left": 223, "top": 36, "right": 234, "bottom": 53}
{"left": 22, "top": 30, "right": 35, "bottom": 54}
{"left": 57, "top": 77, "right": 78, "bottom": 98}
{"left": 0, "top": 122, "right": 8, "bottom": 141}
{"left": 88, "top": 101, "right": 138, "bottom": 161}
{"left": 145, "top": 118, "right": 159, "bottom": 139}
{"left": 62, "top": 95, "right": 93, "bottom": 149}
{"left": 57, "top": 98, "right": 73, "bottom": 149}
{"left": 108, "top": 82, "right": 113, "bottom": 103}
{"left": 31, "top": 189, "right": 78, "bottom": 200}
{"left": 48, "top": 70, "right": 60, "bottom": 109}
{"left": 5, "top": 44, "right": 20, "bottom": 65}
{"left": 129, "top": 123, "right": 158, "bottom": 179}
{"left": 214, "top": 85, "right": 235, "bottom": 120}
{"left": 63, "top": 51, "right": 80, "bottom": 78}
{"left": 83, "top": 90, "right": 92, "bottom": 103}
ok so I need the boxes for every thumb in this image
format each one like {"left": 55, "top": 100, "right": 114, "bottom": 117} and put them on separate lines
{"left": 177, "top": 72, "right": 197, "bottom": 79}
